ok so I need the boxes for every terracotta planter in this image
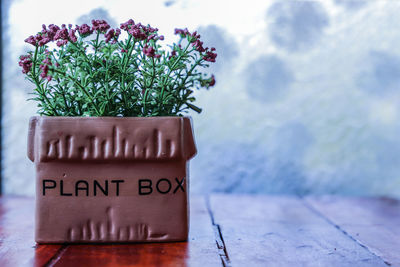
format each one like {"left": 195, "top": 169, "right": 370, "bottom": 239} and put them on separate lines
{"left": 27, "top": 116, "right": 196, "bottom": 243}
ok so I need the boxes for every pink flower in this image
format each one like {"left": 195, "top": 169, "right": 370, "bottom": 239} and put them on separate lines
{"left": 24, "top": 35, "right": 37, "bottom": 46}
{"left": 47, "top": 24, "right": 60, "bottom": 40}
{"left": 39, "top": 37, "right": 52, "bottom": 46}
{"left": 147, "top": 34, "right": 164, "bottom": 42}
{"left": 174, "top": 28, "right": 190, "bottom": 36}
{"left": 39, "top": 64, "right": 49, "bottom": 78}
{"left": 120, "top": 19, "right": 134, "bottom": 30}
{"left": 122, "top": 21, "right": 159, "bottom": 41}
{"left": 54, "top": 25, "right": 68, "bottom": 40}
{"left": 209, "top": 75, "right": 216, "bottom": 86}
{"left": 192, "top": 39, "right": 205, "bottom": 52}
{"left": 18, "top": 55, "right": 33, "bottom": 74}
{"left": 56, "top": 39, "right": 68, "bottom": 47}
{"left": 142, "top": 45, "right": 156, "bottom": 57}
{"left": 203, "top": 50, "right": 217, "bottom": 62}
{"left": 42, "top": 57, "right": 52, "bottom": 65}
{"left": 92, "top": 19, "right": 110, "bottom": 33}
{"left": 147, "top": 26, "right": 158, "bottom": 33}
{"left": 39, "top": 56, "right": 53, "bottom": 80}
{"left": 76, "top": 24, "right": 93, "bottom": 37}
{"left": 105, "top": 29, "right": 119, "bottom": 44}
{"left": 142, "top": 45, "right": 160, "bottom": 58}
{"left": 191, "top": 31, "right": 200, "bottom": 39}
{"left": 37, "top": 24, "right": 59, "bottom": 45}
{"left": 68, "top": 29, "right": 77, "bottom": 43}
{"left": 25, "top": 33, "right": 52, "bottom": 47}
{"left": 128, "top": 24, "right": 147, "bottom": 40}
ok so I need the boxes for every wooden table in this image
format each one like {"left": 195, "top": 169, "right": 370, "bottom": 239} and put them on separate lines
{"left": 0, "top": 195, "right": 399, "bottom": 267}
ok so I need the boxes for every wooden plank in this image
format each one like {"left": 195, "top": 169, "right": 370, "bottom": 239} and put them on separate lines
{"left": 0, "top": 197, "right": 62, "bottom": 267}
{"left": 210, "top": 194, "right": 388, "bottom": 267}
{"left": 306, "top": 196, "right": 400, "bottom": 266}
{"left": 52, "top": 196, "right": 221, "bottom": 267}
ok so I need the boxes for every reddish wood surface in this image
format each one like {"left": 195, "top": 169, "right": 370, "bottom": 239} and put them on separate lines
{"left": 0, "top": 196, "right": 221, "bottom": 267}
{"left": 306, "top": 196, "right": 400, "bottom": 266}
{"left": 210, "top": 194, "right": 389, "bottom": 267}
{"left": 53, "top": 197, "right": 221, "bottom": 267}
{"left": 0, "top": 197, "right": 61, "bottom": 267}
{"left": 1, "top": 195, "right": 399, "bottom": 266}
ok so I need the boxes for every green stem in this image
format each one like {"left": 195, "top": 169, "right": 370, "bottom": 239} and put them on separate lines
{"left": 149, "top": 56, "right": 156, "bottom": 88}
{"left": 162, "top": 42, "right": 192, "bottom": 87}
{"left": 180, "top": 59, "right": 202, "bottom": 88}
{"left": 53, "top": 69, "right": 101, "bottom": 115}
{"left": 143, "top": 89, "right": 149, "bottom": 116}
{"left": 94, "top": 31, "right": 100, "bottom": 57}
{"left": 55, "top": 77, "right": 70, "bottom": 114}
{"left": 172, "top": 59, "right": 203, "bottom": 114}
{"left": 120, "top": 35, "right": 136, "bottom": 115}
{"left": 31, "top": 46, "right": 59, "bottom": 115}
{"left": 157, "top": 42, "right": 192, "bottom": 112}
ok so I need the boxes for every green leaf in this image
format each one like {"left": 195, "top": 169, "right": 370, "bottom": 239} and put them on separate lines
{"left": 186, "top": 103, "right": 202, "bottom": 113}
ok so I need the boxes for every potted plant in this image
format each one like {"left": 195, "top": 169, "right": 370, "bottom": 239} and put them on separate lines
{"left": 21, "top": 19, "right": 217, "bottom": 243}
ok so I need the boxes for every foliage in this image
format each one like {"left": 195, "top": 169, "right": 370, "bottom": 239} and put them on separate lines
{"left": 19, "top": 19, "right": 217, "bottom": 116}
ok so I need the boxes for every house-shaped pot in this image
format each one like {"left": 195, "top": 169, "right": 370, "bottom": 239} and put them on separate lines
{"left": 28, "top": 116, "right": 196, "bottom": 243}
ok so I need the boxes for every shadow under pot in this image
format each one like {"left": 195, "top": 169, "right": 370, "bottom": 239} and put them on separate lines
{"left": 27, "top": 116, "right": 197, "bottom": 243}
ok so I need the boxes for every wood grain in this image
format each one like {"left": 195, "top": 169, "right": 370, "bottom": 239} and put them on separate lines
{"left": 51, "top": 196, "right": 221, "bottom": 267}
{"left": 306, "top": 196, "right": 400, "bottom": 266}
{"left": 0, "top": 197, "right": 62, "bottom": 267}
{"left": 1, "top": 195, "right": 399, "bottom": 267}
{"left": 209, "top": 194, "right": 388, "bottom": 267}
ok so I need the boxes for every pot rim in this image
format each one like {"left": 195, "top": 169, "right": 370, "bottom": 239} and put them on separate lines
{"left": 31, "top": 115, "right": 193, "bottom": 119}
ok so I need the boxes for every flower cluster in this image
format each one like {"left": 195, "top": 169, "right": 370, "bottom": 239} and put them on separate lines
{"left": 24, "top": 20, "right": 117, "bottom": 48}
{"left": 174, "top": 28, "right": 217, "bottom": 61}
{"left": 39, "top": 57, "right": 53, "bottom": 81}
{"left": 120, "top": 19, "right": 159, "bottom": 41}
{"left": 204, "top": 48, "right": 217, "bottom": 62}
{"left": 20, "top": 18, "right": 217, "bottom": 117}
{"left": 105, "top": 28, "right": 121, "bottom": 43}
{"left": 18, "top": 55, "right": 32, "bottom": 74}
{"left": 54, "top": 24, "right": 77, "bottom": 47}
{"left": 143, "top": 45, "right": 161, "bottom": 58}
{"left": 77, "top": 24, "right": 93, "bottom": 36}
{"left": 91, "top": 19, "right": 111, "bottom": 33}
{"left": 24, "top": 24, "right": 59, "bottom": 47}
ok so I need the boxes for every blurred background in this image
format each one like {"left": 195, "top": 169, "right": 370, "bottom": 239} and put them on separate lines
{"left": 2, "top": 0, "right": 400, "bottom": 197}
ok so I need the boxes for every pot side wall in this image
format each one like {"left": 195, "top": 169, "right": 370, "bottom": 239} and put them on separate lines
{"left": 28, "top": 116, "right": 196, "bottom": 243}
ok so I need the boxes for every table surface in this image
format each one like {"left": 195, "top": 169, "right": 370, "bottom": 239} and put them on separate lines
{"left": 0, "top": 195, "right": 399, "bottom": 267}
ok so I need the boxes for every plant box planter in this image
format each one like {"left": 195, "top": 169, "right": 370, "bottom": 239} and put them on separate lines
{"left": 27, "top": 116, "right": 196, "bottom": 243}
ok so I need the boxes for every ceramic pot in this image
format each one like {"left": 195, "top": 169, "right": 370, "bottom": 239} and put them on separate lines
{"left": 27, "top": 116, "right": 196, "bottom": 243}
